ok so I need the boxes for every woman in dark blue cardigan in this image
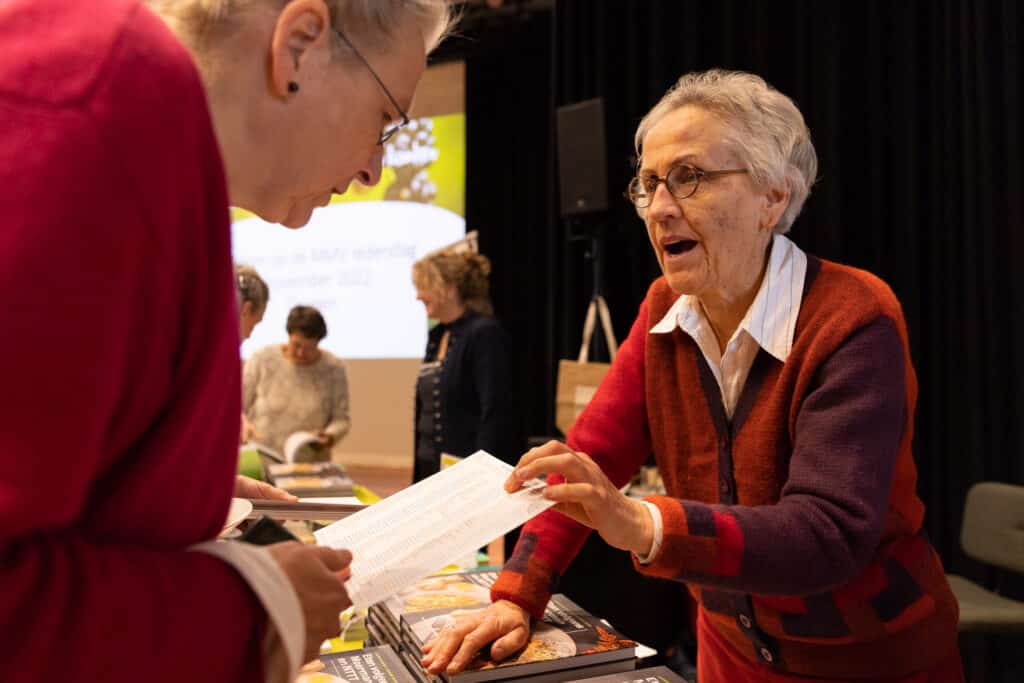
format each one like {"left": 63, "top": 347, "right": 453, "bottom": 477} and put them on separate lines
{"left": 411, "top": 250, "right": 521, "bottom": 482}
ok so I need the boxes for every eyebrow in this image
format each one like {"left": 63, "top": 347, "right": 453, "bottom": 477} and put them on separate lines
{"left": 639, "top": 154, "right": 703, "bottom": 175}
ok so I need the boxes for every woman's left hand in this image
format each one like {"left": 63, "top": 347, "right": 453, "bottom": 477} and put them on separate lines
{"left": 315, "top": 430, "right": 335, "bottom": 448}
{"left": 505, "top": 440, "right": 654, "bottom": 557}
{"left": 240, "top": 415, "right": 258, "bottom": 444}
{"left": 234, "top": 474, "right": 298, "bottom": 501}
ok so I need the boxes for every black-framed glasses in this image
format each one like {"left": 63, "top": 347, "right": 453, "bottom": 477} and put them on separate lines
{"left": 334, "top": 28, "right": 410, "bottom": 145}
{"left": 626, "top": 164, "right": 748, "bottom": 208}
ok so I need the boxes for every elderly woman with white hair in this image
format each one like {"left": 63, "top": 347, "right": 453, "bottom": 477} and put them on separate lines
{"left": 0, "top": 1, "right": 452, "bottom": 682}
{"left": 422, "top": 70, "right": 963, "bottom": 682}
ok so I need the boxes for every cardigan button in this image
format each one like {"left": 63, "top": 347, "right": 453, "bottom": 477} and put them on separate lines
{"left": 719, "top": 478, "right": 731, "bottom": 495}
{"left": 759, "top": 647, "right": 774, "bottom": 663}
{"left": 738, "top": 614, "right": 752, "bottom": 629}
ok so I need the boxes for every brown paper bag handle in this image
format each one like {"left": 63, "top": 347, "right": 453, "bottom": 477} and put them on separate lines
{"left": 577, "top": 295, "right": 619, "bottom": 363}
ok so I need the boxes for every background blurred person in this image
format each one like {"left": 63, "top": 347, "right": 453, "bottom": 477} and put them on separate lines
{"left": 0, "top": 0, "right": 452, "bottom": 681}
{"left": 237, "top": 263, "right": 269, "bottom": 444}
{"left": 245, "top": 306, "right": 351, "bottom": 462}
{"left": 411, "top": 250, "right": 520, "bottom": 482}
{"left": 236, "top": 263, "right": 271, "bottom": 342}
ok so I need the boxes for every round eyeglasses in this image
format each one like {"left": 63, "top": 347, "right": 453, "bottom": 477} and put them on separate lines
{"left": 625, "top": 164, "right": 748, "bottom": 208}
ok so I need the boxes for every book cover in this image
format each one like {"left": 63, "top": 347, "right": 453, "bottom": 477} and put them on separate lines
{"left": 399, "top": 644, "right": 635, "bottom": 683}
{"left": 248, "top": 498, "right": 364, "bottom": 522}
{"left": 299, "top": 645, "right": 416, "bottom": 683}
{"left": 375, "top": 569, "right": 498, "bottom": 639}
{"left": 267, "top": 461, "right": 349, "bottom": 478}
{"left": 566, "top": 665, "right": 687, "bottom": 683}
{"left": 401, "top": 594, "right": 636, "bottom": 683}
{"left": 271, "top": 475, "right": 355, "bottom": 497}
{"left": 267, "top": 461, "right": 354, "bottom": 497}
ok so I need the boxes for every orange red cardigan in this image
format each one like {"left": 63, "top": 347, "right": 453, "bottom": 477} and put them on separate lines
{"left": 493, "top": 257, "right": 959, "bottom": 679}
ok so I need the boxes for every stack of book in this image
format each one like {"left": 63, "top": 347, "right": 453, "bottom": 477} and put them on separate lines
{"left": 298, "top": 648, "right": 687, "bottom": 683}
{"left": 399, "top": 592, "right": 637, "bottom": 682}
{"left": 367, "top": 569, "right": 498, "bottom": 654}
{"left": 265, "top": 461, "right": 354, "bottom": 498}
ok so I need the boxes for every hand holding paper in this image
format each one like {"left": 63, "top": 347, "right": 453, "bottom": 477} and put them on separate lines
{"left": 507, "top": 440, "right": 656, "bottom": 558}
{"left": 313, "top": 451, "right": 554, "bottom": 609}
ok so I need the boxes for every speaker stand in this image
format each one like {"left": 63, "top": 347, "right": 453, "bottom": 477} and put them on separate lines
{"left": 566, "top": 214, "right": 611, "bottom": 362}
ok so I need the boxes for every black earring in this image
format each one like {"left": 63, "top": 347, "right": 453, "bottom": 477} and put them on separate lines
{"left": 288, "top": 81, "right": 299, "bottom": 93}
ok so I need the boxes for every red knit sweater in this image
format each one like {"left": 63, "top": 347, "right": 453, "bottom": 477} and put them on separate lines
{"left": 492, "top": 258, "right": 960, "bottom": 679}
{"left": 0, "top": 1, "right": 265, "bottom": 681}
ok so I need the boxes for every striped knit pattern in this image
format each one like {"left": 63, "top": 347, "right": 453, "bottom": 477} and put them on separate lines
{"left": 492, "top": 257, "right": 959, "bottom": 679}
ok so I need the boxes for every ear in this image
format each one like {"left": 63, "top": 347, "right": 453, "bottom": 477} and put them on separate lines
{"left": 760, "top": 179, "right": 791, "bottom": 232}
{"left": 269, "top": 0, "right": 332, "bottom": 98}
{"left": 240, "top": 300, "right": 254, "bottom": 318}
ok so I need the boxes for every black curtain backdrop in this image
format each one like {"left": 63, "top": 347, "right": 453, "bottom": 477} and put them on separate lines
{"left": 456, "top": 0, "right": 1023, "bottom": 582}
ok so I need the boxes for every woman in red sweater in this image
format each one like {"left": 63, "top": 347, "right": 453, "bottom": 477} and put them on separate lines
{"left": 0, "top": 1, "right": 451, "bottom": 682}
{"left": 423, "top": 70, "right": 963, "bottom": 682}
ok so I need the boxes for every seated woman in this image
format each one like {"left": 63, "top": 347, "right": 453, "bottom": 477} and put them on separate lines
{"left": 244, "top": 305, "right": 351, "bottom": 462}
{"left": 422, "top": 69, "right": 963, "bottom": 682}
{"left": 412, "top": 249, "right": 520, "bottom": 482}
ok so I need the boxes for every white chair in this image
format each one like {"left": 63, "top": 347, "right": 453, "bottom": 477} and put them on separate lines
{"left": 946, "top": 482, "right": 1024, "bottom": 680}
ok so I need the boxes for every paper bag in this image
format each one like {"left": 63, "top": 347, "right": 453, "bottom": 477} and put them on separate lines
{"left": 555, "top": 296, "right": 618, "bottom": 435}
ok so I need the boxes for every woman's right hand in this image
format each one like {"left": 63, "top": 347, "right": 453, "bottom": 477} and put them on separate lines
{"left": 266, "top": 542, "right": 353, "bottom": 663}
{"left": 420, "top": 599, "right": 531, "bottom": 675}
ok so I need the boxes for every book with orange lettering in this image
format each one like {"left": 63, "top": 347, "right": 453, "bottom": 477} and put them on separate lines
{"left": 401, "top": 593, "right": 637, "bottom": 682}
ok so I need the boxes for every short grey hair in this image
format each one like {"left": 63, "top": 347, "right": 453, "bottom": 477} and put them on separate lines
{"left": 326, "top": 0, "right": 455, "bottom": 55}
{"left": 150, "top": 0, "right": 455, "bottom": 56}
{"left": 635, "top": 69, "right": 818, "bottom": 234}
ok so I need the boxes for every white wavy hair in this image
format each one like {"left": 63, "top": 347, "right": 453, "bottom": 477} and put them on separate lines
{"left": 150, "top": 0, "right": 455, "bottom": 56}
{"left": 635, "top": 69, "right": 818, "bottom": 234}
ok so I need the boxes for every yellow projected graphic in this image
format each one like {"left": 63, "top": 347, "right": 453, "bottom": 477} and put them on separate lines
{"left": 231, "top": 113, "right": 465, "bottom": 223}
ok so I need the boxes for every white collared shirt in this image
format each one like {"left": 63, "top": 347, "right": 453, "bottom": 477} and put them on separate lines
{"left": 635, "top": 234, "right": 807, "bottom": 564}
{"left": 648, "top": 234, "right": 808, "bottom": 418}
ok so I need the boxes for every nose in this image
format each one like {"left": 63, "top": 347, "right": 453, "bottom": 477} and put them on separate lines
{"left": 355, "top": 146, "right": 384, "bottom": 187}
{"left": 645, "top": 180, "right": 682, "bottom": 224}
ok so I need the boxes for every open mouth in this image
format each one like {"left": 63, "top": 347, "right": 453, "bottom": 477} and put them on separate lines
{"left": 664, "top": 239, "right": 698, "bottom": 256}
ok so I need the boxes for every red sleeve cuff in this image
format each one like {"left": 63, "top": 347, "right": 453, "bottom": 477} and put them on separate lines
{"left": 633, "top": 496, "right": 690, "bottom": 579}
{"left": 490, "top": 567, "right": 554, "bottom": 621}
{"left": 632, "top": 496, "right": 745, "bottom": 580}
